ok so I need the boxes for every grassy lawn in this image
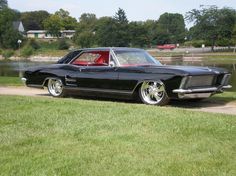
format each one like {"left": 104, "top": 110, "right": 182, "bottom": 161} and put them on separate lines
{"left": 0, "top": 76, "right": 23, "bottom": 86}
{"left": 0, "top": 95, "right": 235, "bottom": 175}
{"left": 211, "top": 91, "right": 236, "bottom": 102}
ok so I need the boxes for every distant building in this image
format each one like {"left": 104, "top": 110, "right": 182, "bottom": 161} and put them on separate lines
{"left": 13, "top": 21, "right": 25, "bottom": 34}
{"left": 26, "top": 30, "right": 76, "bottom": 39}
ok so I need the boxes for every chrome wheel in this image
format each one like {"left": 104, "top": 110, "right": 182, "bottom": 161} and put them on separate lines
{"left": 47, "top": 78, "right": 64, "bottom": 97}
{"left": 139, "top": 81, "right": 168, "bottom": 105}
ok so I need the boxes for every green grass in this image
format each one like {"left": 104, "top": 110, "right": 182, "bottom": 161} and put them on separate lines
{"left": 211, "top": 91, "right": 236, "bottom": 103}
{"left": 0, "top": 76, "right": 23, "bottom": 86}
{"left": 0, "top": 95, "right": 235, "bottom": 175}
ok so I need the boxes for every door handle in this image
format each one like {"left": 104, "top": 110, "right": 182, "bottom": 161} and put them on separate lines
{"left": 79, "top": 67, "right": 85, "bottom": 72}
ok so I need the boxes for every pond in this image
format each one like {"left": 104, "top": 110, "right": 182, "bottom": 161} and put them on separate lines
{"left": 0, "top": 59, "right": 235, "bottom": 92}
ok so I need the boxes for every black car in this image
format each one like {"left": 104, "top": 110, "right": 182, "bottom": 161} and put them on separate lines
{"left": 22, "top": 47, "right": 232, "bottom": 105}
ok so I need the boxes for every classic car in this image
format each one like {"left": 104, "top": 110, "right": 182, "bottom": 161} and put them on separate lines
{"left": 157, "top": 44, "right": 176, "bottom": 50}
{"left": 22, "top": 47, "right": 232, "bottom": 106}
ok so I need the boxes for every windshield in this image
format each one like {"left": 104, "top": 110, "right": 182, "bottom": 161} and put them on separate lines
{"left": 114, "top": 50, "right": 162, "bottom": 66}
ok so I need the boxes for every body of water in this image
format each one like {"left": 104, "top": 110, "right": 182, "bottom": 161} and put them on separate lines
{"left": 0, "top": 59, "right": 235, "bottom": 91}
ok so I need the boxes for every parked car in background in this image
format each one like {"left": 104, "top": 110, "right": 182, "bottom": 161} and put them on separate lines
{"left": 157, "top": 44, "right": 176, "bottom": 50}
{"left": 22, "top": 47, "right": 232, "bottom": 106}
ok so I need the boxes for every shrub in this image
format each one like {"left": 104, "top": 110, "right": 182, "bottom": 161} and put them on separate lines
{"left": 184, "top": 40, "right": 205, "bottom": 48}
{"left": 2, "top": 50, "right": 14, "bottom": 59}
{"left": 28, "top": 39, "right": 40, "bottom": 50}
{"left": 58, "top": 39, "right": 70, "bottom": 50}
{"left": 21, "top": 46, "right": 34, "bottom": 58}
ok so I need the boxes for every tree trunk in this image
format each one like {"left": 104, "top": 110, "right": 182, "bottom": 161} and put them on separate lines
{"left": 211, "top": 39, "right": 215, "bottom": 52}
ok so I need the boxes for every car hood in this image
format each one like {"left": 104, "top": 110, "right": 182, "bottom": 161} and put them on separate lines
{"left": 141, "top": 65, "right": 229, "bottom": 76}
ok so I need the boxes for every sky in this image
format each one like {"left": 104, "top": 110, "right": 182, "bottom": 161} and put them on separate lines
{"left": 8, "top": 0, "right": 236, "bottom": 26}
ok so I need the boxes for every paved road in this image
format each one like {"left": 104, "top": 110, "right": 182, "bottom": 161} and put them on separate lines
{"left": 0, "top": 86, "right": 235, "bottom": 116}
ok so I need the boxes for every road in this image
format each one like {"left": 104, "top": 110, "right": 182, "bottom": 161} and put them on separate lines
{"left": 0, "top": 86, "right": 235, "bottom": 116}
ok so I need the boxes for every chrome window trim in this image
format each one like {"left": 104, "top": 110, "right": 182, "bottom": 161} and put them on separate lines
{"left": 68, "top": 49, "right": 112, "bottom": 67}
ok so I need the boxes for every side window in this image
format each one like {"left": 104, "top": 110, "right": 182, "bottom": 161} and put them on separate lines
{"left": 71, "top": 51, "right": 109, "bottom": 66}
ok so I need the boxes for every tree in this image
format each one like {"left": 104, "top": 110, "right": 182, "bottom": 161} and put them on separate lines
{"left": 73, "top": 13, "right": 97, "bottom": 47}
{"left": 232, "top": 24, "right": 236, "bottom": 52}
{"left": 74, "top": 31, "right": 95, "bottom": 48}
{"left": 186, "top": 6, "right": 236, "bottom": 51}
{"left": 0, "top": 0, "right": 8, "bottom": 10}
{"left": 55, "top": 9, "right": 77, "bottom": 30}
{"left": 114, "top": 8, "right": 128, "bottom": 24}
{"left": 0, "top": 8, "right": 22, "bottom": 49}
{"left": 143, "top": 20, "right": 158, "bottom": 47}
{"left": 95, "top": 17, "right": 117, "bottom": 46}
{"left": 156, "top": 13, "right": 186, "bottom": 44}
{"left": 21, "top": 10, "right": 50, "bottom": 30}
{"left": 113, "top": 8, "right": 130, "bottom": 46}
{"left": 129, "top": 21, "right": 149, "bottom": 47}
{"left": 43, "top": 14, "right": 62, "bottom": 37}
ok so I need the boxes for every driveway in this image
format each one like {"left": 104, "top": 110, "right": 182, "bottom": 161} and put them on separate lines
{"left": 0, "top": 86, "right": 235, "bottom": 116}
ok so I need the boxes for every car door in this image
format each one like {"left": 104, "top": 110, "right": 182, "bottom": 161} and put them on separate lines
{"left": 66, "top": 50, "right": 119, "bottom": 90}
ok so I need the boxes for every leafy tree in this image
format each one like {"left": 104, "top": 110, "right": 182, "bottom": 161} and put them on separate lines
{"left": 95, "top": 17, "right": 117, "bottom": 46}
{"left": 74, "top": 31, "right": 95, "bottom": 48}
{"left": 73, "top": 13, "right": 97, "bottom": 47}
{"left": 43, "top": 9, "right": 77, "bottom": 37}
{"left": 143, "top": 20, "right": 158, "bottom": 47}
{"left": 129, "top": 21, "right": 149, "bottom": 47}
{"left": 232, "top": 25, "right": 236, "bottom": 52}
{"left": 0, "top": 0, "right": 8, "bottom": 10}
{"left": 156, "top": 13, "right": 186, "bottom": 44}
{"left": 186, "top": 6, "right": 236, "bottom": 51}
{"left": 114, "top": 8, "right": 128, "bottom": 24}
{"left": 77, "top": 13, "right": 97, "bottom": 32}
{"left": 43, "top": 14, "right": 62, "bottom": 37}
{"left": 113, "top": 8, "right": 130, "bottom": 46}
{"left": 20, "top": 10, "right": 50, "bottom": 30}
{"left": 0, "top": 8, "right": 22, "bottom": 49}
{"left": 55, "top": 9, "right": 77, "bottom": 30}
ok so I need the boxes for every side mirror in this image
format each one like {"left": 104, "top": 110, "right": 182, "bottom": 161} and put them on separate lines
{"left": 110, "top": 61, "right": 116, "bottom": 67}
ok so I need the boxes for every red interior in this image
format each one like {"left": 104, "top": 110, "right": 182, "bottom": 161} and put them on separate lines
{"left": 72, "top": 51, "right": 109, "bottom": 66}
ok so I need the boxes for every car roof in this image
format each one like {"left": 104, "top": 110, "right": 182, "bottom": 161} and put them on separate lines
{"left": 71, "top": 47, "right": 144, "bottom": 52}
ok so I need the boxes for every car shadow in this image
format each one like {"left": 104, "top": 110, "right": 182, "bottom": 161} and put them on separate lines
{"left": 35, "top": 92, "right": 231, "bottom": 109}
{"left": 69, "top": 94, "right": 232, "bottom": 108}
{"left": 168, "top": 99, "right": 228, "bottom": 109}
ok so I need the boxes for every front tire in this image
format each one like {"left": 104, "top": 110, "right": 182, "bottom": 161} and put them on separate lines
{"left": 47, "top": 78, "right": 66, "bottom": 97}
{"left": 139, "top": 81, "right": 169, "bottom": 106}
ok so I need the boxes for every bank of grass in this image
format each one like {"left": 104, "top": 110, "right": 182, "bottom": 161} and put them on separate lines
{"left": 0, "top": 95, "right": 235, "bottom": 175}
{"left": 211, "top": 91, "right": 236, "bottom": 102}
{"left": 0, "top": 76, "right": 22, "bottom": 86}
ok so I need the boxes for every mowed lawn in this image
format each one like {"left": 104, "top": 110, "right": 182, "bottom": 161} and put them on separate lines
{"left": 0, "top": 76, "right": 23, "bottom": 86}
{"left": 0, "top": 95, "right": 235, "bottom": 176}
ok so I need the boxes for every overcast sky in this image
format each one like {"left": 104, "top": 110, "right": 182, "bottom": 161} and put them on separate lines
{"left": 8, "top": 0, "right": 236, "bottom": 24}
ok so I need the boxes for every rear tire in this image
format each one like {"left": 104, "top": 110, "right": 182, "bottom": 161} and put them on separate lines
{"left": 47, "top": 78, "right": 66, "bottom": 97}
{"left": 139, "top": 81, "right": 169, "bottom": 106}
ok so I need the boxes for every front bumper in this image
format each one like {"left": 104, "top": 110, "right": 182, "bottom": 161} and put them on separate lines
{"left": 21, "top": 77, "right": 27, "bottom": 85}
{"left": 172, "top": 73, "right": 232, "bottom": 99}
{"left": 173, "top": 85, "right": 232, "bottom": 94}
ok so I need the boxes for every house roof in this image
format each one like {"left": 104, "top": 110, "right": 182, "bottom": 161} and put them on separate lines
{"left": 27, "top": 30, "right": 47, "bottom": 34}
{"left": 27, "top": 30, "right": 76, "bottom": 34}
{"left": 13, "top": 21, "right": 25, "bottom": 32}
{"left": 13, "top": 21, "right": 21, "bottom": 29}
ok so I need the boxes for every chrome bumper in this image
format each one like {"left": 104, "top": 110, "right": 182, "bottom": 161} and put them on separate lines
{"left": 21, "top": 77, "right": 27, "bottom": 85}
{"left": 173, "top": 85, "right": 232, "bottom": 94}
